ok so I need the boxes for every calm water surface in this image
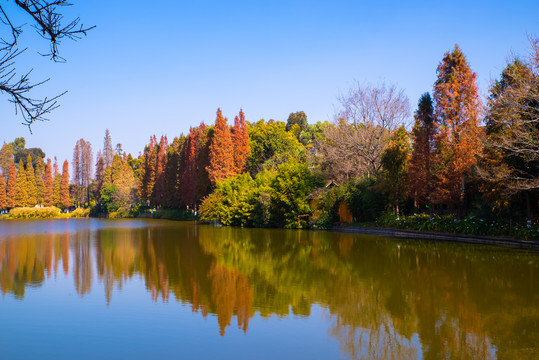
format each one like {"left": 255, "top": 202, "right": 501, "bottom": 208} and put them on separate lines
{"left": 0, "top": 219, "right": 537, "bottom": 359}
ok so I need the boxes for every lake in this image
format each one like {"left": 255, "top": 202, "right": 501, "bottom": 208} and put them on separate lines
{"left": 0, "top": 219, "right": 537, "bottom": 359}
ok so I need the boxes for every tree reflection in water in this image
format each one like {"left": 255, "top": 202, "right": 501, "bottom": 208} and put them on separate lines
{"left": 0, "top": 220, "right": 537, "bottom": 359}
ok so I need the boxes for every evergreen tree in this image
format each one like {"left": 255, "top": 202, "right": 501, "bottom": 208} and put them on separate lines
{"left": 207, "top": 108, "right": 235, "bottom": 185}
{"left": 232, "top": 109, "right": 250, "bottom": 173}
{"left": 6, "top": 161, "right": 16, "bottom": 208}
{"left": 15, "top": 159, "right": 28, "bottom": 207}
{"left": 408, "top": 93, "right": 435, "bottom": 210}
{"left": 60, "top": 160, "right": 70, "bottom": 209}
{"left": 432, "top": 45, "right": 484, "bottom": 208}
{"left": 44, "top": 158, "right": 54, "bottom": 206}
{"left": 25, "top": 154, "right": 37, "bottom": 206}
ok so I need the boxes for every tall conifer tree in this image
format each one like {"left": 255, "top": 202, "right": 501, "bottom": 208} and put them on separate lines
{"left": 53, "top": 157, "right": 62, "bottom": 207}
{"left": 207, "top": 108, "right": 235, "bottom": 185}
{"left": 44, "top": 158, "right": 54, "bottom": 206}
{"left": 60, "top": 160, "right": 71, "bottom": 209}
{"left": 408, "top": 93, "right": 435, "bottom": 210}
{"left": 15, "top": 159, "right": 28, "bottom": 207}
{"left": 6, "top": 161, "right": 16, "bottom": 208}
{"left": 232, "top": 109, "right": 250, "bottom": 173}
{"left": 25, "top": 155, "right": 37, "bottom": 206}
{"left": 35, "top": 157, "right": 45, "bottom": 205}
{"left": 0, "top": 175, "right": 6, "bottom": 210}
{"left": 433, "top": 45, "right": 484, "bottom": 207}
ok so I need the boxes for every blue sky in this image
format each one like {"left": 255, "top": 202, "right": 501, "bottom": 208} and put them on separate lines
{"left": 2, "top": 0, "right": 539, "bottom": 163}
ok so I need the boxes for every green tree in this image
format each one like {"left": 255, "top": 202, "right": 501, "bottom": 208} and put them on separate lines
{"left": 269, "top": 161, "right": 321, "bottom": 228}
{"left": 286, "top": 111, "right": 308, "bottom": 133}
{"left": 380, "top": 126, "right": 411, "bottom": 217}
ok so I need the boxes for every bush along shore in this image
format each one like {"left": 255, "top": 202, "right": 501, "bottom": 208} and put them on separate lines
{"left": 1, "top": 207, "right": 90, "bottom": 219}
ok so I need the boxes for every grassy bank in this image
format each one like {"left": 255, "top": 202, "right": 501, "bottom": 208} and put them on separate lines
{"left": 0, "top": 207, "right": 90, "bottom": 219}
{"left": 374, "top": 213, "right": 539, "bottom": 241}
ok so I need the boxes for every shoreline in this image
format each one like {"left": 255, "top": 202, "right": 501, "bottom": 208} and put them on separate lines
{"left": 332, "top": 226, "right": 539, "bottom": 250}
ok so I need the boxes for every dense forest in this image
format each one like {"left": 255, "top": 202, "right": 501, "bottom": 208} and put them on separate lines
{"left": 1, "top": 41, "right": 539, "bottom": 236}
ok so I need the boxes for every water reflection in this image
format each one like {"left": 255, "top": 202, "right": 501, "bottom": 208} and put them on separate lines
{"left": 0, "top": 220, "right": 537, "bottom": 359}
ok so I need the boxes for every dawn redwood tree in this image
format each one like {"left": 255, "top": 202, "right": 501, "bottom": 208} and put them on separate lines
{"left": 35, "top": 157, "right": 45, "bottom": 205}
{"left": 53, "top": 158, "right": 61, "bottom": 207}
{"left": 181, "top": 127, "right": 199, "bottom": 208}
{"left": 408, "top": 93, "right": 435, "bottom": 210}
{"left": 44, "top": 158, "right": 54, "bottom": 206}
{"left": 140, "top": 135, "right": 157, "bottom": 206}
{"left": 103, "top": 129, "right": 114, "bottom": 168}
{"left": 6, "top": 161, "right": 17, "bottom": 208}
{"left": 154, "top": 136, "right": 168, "bottom": 206}
{"left": 94, "top": 151, "right": 105, "bottom": 202}
{"left": 432, "top": 45, "right": 484, "bottom": 209}
{"left": 15, "top": 159, "right": 28, "bottom": 207}
{"left": 60, "top": 160, "right": 70, "bottom": 209}
{"left": 207, "top": 109, "right": 235, "bottom": 185}
{"left": 0, "top": 142, "right": 14, "bottom": 180}
{"left": 232, "top": 109, "right": 250, "bottom": 174}
{"left": 0, "top": 175, "right": 6, "bottom": 210}
{"left": 196, "top": 123, "right": 212, "bottom": 201}
{"left": 25, "top": 155, "right": 37, "bottom": 206}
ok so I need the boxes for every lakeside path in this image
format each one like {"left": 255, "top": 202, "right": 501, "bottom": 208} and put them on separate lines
{"left": 332, "top": 226, "right": 539, "bottom": 250}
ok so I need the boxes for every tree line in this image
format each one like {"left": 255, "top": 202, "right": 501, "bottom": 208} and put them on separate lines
{"left": 1, "top": 39, "right": 538, "bottom": 229}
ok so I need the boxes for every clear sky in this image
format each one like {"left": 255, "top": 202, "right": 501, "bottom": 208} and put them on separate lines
{"left": 2, "top": 0, "right": 539, "bottom": 163}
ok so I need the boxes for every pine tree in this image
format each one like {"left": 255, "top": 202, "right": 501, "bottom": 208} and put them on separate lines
{"left": 0, "top": 175, "right": 6, "bottom": 210}
{"left": 35, "top": 157, "right": 45, "bottom": 205}
{"left": 207, "top": 108, "right": 235, "bottom": 185}
{"left": 44, "top": 158, "right": 54, "bottom": 206}
{"left": 6, "top": 161, "right": 16, "bottom": 208}
{"left": 232, "top": 109, "right": 250, "bottom": 173}
{"left": 60, "top": 160, "right": 70, "bottom": 209}
{"left": 25, "top": 155, "right": 37, "bottom": 206}
{"left": 15, "top": 159, "right": 28, "bottom": 207}
{"left": 408, "top": 93, "right": 435, "bottom": 210}
{"left": 432, "top": 45, "right": 484, "bottom": 208}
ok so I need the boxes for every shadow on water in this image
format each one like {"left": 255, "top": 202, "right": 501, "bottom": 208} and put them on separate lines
{"left": 0, "top": 219, "right": 538, "bottom": 359}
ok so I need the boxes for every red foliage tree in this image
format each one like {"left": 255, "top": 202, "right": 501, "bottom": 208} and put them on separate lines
{"left": 232, "top": 109, "right": 250, "bottom": 173}
{"left": 154, "top": 135, "right": 168, "bottom": 206}
{"left": 181, "top": 127, "right": 199, "bottom": 209}
{"left": 207, "top": 108, "right": 235, "bottom": 185}
{"left": 140, "top": 135, "right": 157, "bottom": 206}
{"left": 432, "top": 45, "right": 484, "bottom": 208}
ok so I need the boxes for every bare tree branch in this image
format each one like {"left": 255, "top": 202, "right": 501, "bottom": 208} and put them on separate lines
{"left": 0, "top": 0, "right": 93, "bottom": 129}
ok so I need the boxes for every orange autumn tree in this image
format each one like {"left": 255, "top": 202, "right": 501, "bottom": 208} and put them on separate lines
{"left": 44, "top": 158, "right": 53, "bottom": 206}
{"left": 6, "top": 161, "right": 16, "bottom": 208}
{"left": 0, "top": 175, "right": 6, "bottom": 210}
{"left": 207, "top": 108, "right": 235, "bottom": 185}
{"left": 432, "top": 45, "right": 484, "bottom": 209}
{"left": 60, "top": 160, "right": 70, "bottom": 209}
{"left": 232, "top": 109, "right": 250, "bottom": 173}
